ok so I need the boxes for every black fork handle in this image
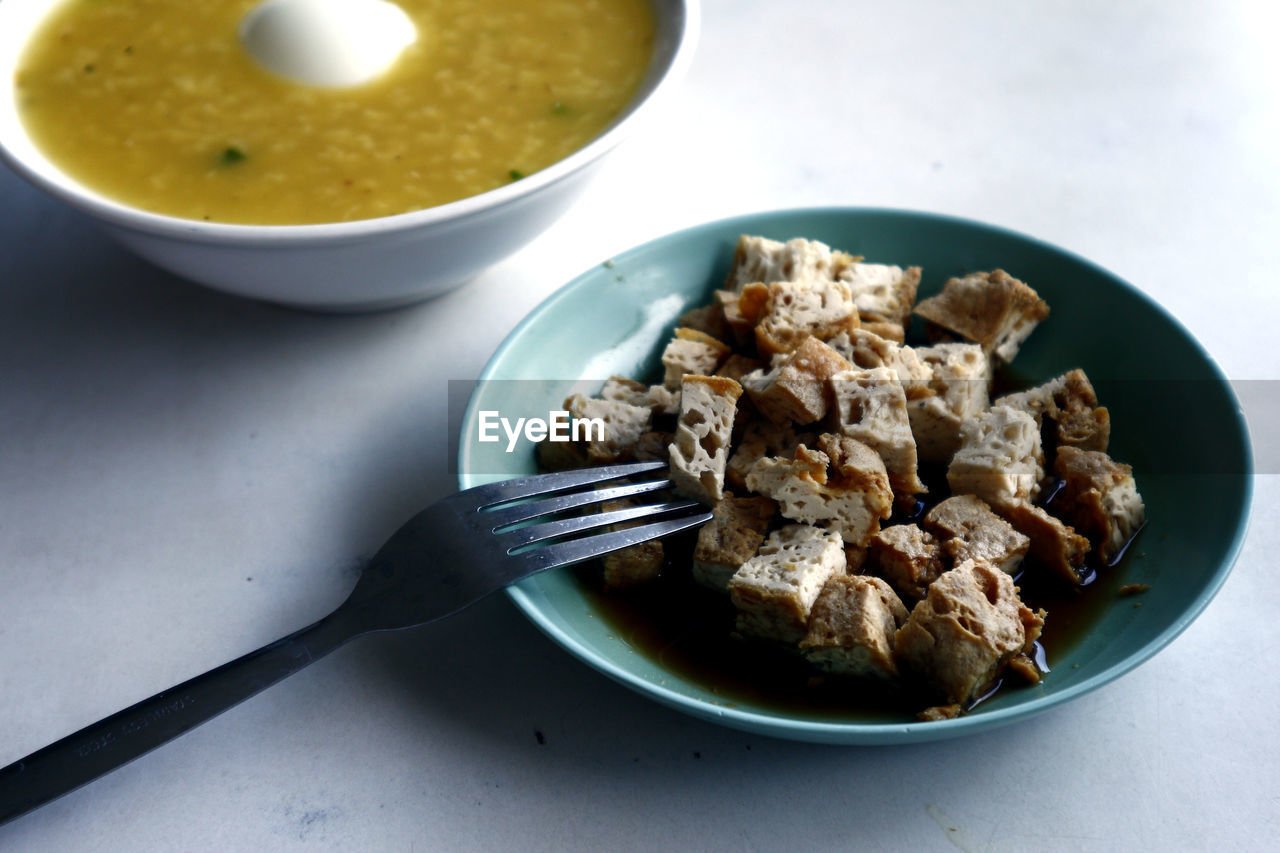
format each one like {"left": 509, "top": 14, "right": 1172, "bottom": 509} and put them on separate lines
{"left": 0, "top": 611, "right": 359, "bottom": 826}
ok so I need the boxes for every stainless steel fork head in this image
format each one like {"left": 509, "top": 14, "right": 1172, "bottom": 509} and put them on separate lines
{"left": 337, "top": 462, "right": 712, "bottom": 632}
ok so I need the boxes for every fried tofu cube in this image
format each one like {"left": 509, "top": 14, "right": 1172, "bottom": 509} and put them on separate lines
{"left": 598, "top": 498, "right": 665, "bottom": 588}
{"left": 749, "top": 279, "right": 860, "bottom": 357}
{"left": 601, "top": 376, "right": 680, "bottom": 417}
{"left": 825, "top": 328, "right": 933, "bottom": 399}
{"left": 746, "top": 434, "right": 894, "bottom": 547}
{"left": 994, "top": 368, "right": 1092, "bottom": 420}
{"left": 800, "top": 575, "right": 909, "bottom": 677}
{"left": 677, "top": 301, "right": 732, "bottom": 344}
{"left": 913, "top": 269, "right": 1050, "bottom": 362}
{"left": 937, "top": 399, "right": 1094, "bottom": 585}
{"left": 742, "top": 336, "right": 852, "bottom": 425}
{"left": 907, "top": 343, "right": 991, "bottom": 463}
{"left": 1000, "top": 502, "right": 1091, "bottom": 585}
{"left": 869, "top": 524, "right": 947, "bottom": 602}
{"left": 600, "top": 375, "right": 650, "bottom": 407}
{"left": 1055, "top": 404, "right": 1111, "bottom": 455}
{"left": 947, "top": 405, "right": 1045, "bottom": 509}
{"left": 995, "top": 368, "right": 1110, "bottom": 452}
{"left": 894, "top": 560, "right": 1046, "bottom": 706}
{"left": 735, "top": 281, "right": 772, "bottom": 327}
{"left": 727, "top": 524, "right": 847, "bottom": 642}
{"left": 837, "top": 262, "right": 922, "bottom": 331}
{"left": 630, "top": 430, "right": 674, "bottom": 463}
{"left": 715, "top": 353, "right": 766, "bottom": 383}
{"left": 600, "top": 542, "right": 664, "bottom": 588}
{"left": 831, "top": 366, "right": 928, "bottom": 498}
{"left": 564, "top": 394, "right": 652, "bottom": 463}
{"left": 691, "top": 495, "right": 778, "bottom": 591}
{"left": 922, "top": 495, "right": 1030, "bottom": 575}
{"left": 714, "top": 289, "right": 757, "bottom": 351}
{"left": 860, "top": 318, "right": 907, "bottom": 344}
{"left": 1052, "top": 446, "right": 1146, "bottom": 562}
{"left": 668, "top": 374, "right": 743, "bottom": 504}
{"left": 725, "top": 234, "right": 853, "bottom": 292}
{"left": 661, "top": 327, "right": 731, "bottom": 391}
{"left": 726, "top": 418, "right": 816, "bottom": 491}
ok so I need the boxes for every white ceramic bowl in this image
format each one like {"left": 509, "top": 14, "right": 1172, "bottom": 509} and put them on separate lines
{"left": 0, "top": 0, "right": 698, "bottom": 311}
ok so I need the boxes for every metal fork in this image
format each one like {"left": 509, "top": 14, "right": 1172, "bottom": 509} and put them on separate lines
{"left": 0, "top": 461, "right": 709, "bottom": 826}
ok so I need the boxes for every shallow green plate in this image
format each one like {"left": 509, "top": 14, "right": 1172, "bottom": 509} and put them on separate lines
{"left": 458, "top": 207, "right": 1252, "bottom": 744}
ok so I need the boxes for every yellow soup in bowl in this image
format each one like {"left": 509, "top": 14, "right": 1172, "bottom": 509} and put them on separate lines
{"left": 14, "top": 0, "right": 654, "bottom": 225}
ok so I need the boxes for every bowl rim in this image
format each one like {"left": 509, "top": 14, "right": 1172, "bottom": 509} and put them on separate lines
{"left": 458, "top": 205, "right": 1255, "bottom": 744}
{"left": 0, "top": 0, "right": 699, "bottom": 244}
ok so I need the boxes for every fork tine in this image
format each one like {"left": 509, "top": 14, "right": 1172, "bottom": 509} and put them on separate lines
{"left": 518, "top": 510, "right": 714, "bottom": 571}
{"left": 503, "top": 499, "right": 704, "bottom": 549}
{"left": 484, "top": 477, "right": 674, "bottom": 530}
{"left": 465, "top": 460, "right": 667, "bottom": 509}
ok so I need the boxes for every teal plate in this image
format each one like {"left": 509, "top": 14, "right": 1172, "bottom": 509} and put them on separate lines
{"left": 458, "top": 207, "right": 1252, "bottom": 744}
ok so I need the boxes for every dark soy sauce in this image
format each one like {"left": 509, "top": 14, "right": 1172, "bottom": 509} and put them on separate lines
{"left": 573, "top": 552, "right": 923, "bottom": 721}
{"left": 574, "top": 455, "right": 1144, "bottom": 722}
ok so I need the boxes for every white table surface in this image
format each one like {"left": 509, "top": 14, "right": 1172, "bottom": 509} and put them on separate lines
{"left": 2, "top": 1, "right": 1278, "bottom": 850}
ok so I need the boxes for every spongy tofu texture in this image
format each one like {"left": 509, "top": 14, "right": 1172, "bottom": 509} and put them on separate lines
{"left": 725, "top": 235, "right": 852, "bottom": 292}
{"left": 728, "top": 524, "right": 847, "bottom": 643}
{"left": 894, "top": 560, "right": 1045, "bottom": 705}
{"left": 661, "top": 328, "right": 731, "bottom": 391}
{"left": 750, "top": 279, "right": 859, "bottom": 356}
{"left": 999, "top": 502, "right": 1092, "bottom": 585}
{"left": 869, "top": 523, "right": 947, "bottom": 602}
{"left": 946, "top": 405, "right": 1044, "bottom": 509}
{"left": 913, "top": 269, "right": 1050, "bottom": 362}
{"left": 1052, "top": 446, "right": 1145, "bottom": 562}
{"left": 692, "top": 495, "right": 778, "bottom": 591}
{"left": 837, "top": 262, "right": 922, "bottom": 328}
{"left": 825, "top": 328, "right": 933, "bottom": 398}
{"left": 746, "top": 434, "right": 893, "bottom": 546}
{"left": 726, "top": 418, "right": 816, "bottom": 491}
{"left": 743, "top": 335, "right": 852, "bottom": 425}
{"left": 907, "top": 342, "right": 991, "bottom": 463}
{"left": 995, "top": 368, "right": 1110, "bottom": 452}
{"left": 831, "top": 366, "right": 927, "bottom": 497}
{"left": 668, "top": 374, "right": 742, "bottom": 504}
{"left": 800, "top": 575, "right": 909, "bottom": 678}
{"left": 565, "top": 394, "right": 652, "bottom": 463}
{"left": 922, "top": 495, "right": 1030, "bottom": 575}
{"left": 601, "top": 376, "right": 681, "bottom": 418}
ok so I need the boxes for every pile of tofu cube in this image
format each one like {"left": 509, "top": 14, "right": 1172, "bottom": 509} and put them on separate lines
{"left": 541, "top": 235, "right": 1146, "bottom": 720}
